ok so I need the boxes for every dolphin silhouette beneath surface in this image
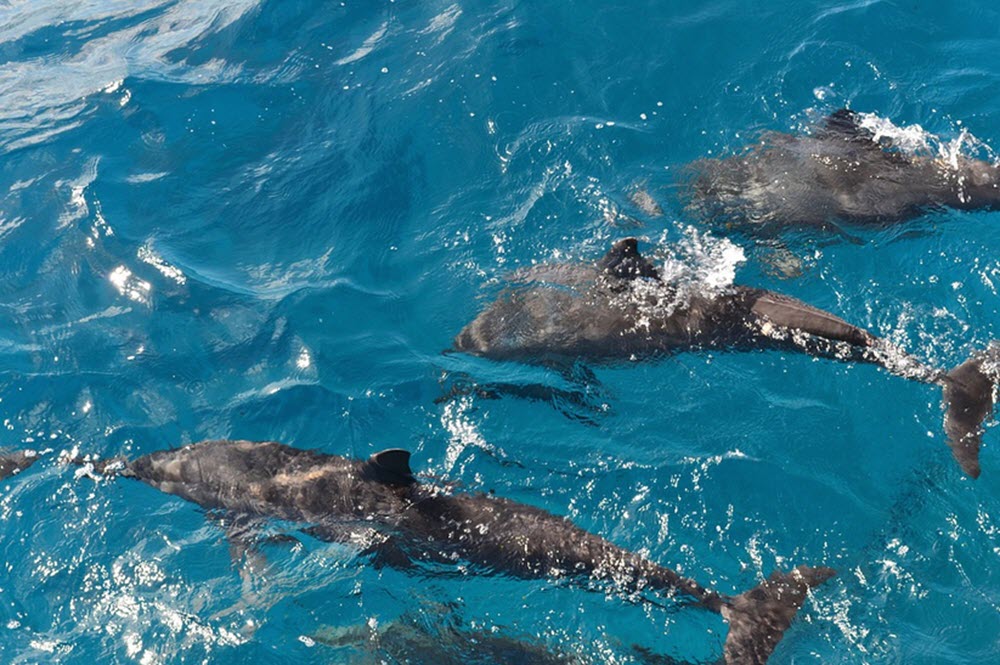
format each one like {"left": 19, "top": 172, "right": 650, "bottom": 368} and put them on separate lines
{"left": 37, "top": 439, "right": 834, "bottom": 665}
{"left": 311, "top": 606, "right": 580, "bottom": 665}
{"left": 453, "top": 238, "right": 1000, "bottom": 478}
{"left": 685, "top": 109, "right": 1000, "bottom": 234}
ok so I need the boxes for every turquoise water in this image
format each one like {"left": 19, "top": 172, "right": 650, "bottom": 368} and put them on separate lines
{"left": 1, "top": 1, "right": 999, "bottom": 662}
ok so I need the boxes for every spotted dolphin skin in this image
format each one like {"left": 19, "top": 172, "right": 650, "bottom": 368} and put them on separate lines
{"left": 453, "top": 238, "right": 1000, "bottom": 478}
{"left": 685, "top": 109, "right": 1000, "bottom": 233}
{"left": 65, "top": 439, "right": 832, "bottom": 665}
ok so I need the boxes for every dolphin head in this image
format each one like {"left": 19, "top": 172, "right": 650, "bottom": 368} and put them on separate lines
{"left": 453, "top": 314, "right": 492, "bottom": 356}
{"left": 452, "top": 289, "right": 558, "bottom": 360}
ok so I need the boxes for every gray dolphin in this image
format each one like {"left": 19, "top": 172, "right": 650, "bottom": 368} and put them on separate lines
{"left": 685, "top": 109, "right": 1000, "bottom": 233}
{"left": 0, "top": 450, "right": 38, "bottom": 480}
{"left": 311, "top": 607, "right": 579, "bottom": 665}
{"left": 453, "top": 238, "right": 1000, "bottom": 478}
{"left": 58, "top": 439, "right": 833, "bottom": 665}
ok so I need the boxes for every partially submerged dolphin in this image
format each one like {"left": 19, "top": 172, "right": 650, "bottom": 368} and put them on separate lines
{"left": 312, "top": 608, "right": 579, "bottom": 665}
{"left": 686, "top": 109, "right": 1000, "bottom": 233}
{"left": 0, "top": 450, "right": 38, "bottom": 481}
{"left": 453, "top": 238, "right": 999, "bottom": 478}
{"left": 48, "top": 439, "right": 833, "bottom": 665}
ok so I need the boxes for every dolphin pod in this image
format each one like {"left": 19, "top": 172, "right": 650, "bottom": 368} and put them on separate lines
{"left": 3, "top": 109, "right": 994, "bottom": 663}
{"left": 0, "top": 441, "right": 833, "bottom": 665}
{"left": 685, "top": 109, "right": 1000, "bottom": 234}
{"left": 454, "top": 238, "right": 999, "bottom": 478}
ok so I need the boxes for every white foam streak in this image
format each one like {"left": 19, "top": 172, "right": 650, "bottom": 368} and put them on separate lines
{"left": 56, "top": 158, "right": 100, "bottom": 228}
{"left": 419, "top": 4, "right": 462, "bottom": 43}
{"left": 334, "top": 22, "right": 389, "bottom": 65}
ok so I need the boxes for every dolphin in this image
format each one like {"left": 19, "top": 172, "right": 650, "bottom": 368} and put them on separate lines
{"left": 0, "top": 450, "right": 38, "bottom": 481}
{"left": 311, "top": 608, "right": 579, "bottom": 665}
{"left": 685, "top": 109, "right": 1000, "bottom": 234}
{"left": 313, "top": 607, "right": 702, "bottom": 665}
{"left": 453, "top": 238, "right": 1000, "bottom": 478}
{"left": 62, "top": 439, "right": 833, "bottom": 665}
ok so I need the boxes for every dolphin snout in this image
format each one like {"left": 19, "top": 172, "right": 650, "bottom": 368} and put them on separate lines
{"left": 452, "top": 327, "right": 479, "bottom": 354}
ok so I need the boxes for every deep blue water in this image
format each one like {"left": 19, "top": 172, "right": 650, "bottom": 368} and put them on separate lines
{"left": 1, "top": 1, "right": 1000, "bottom": 663}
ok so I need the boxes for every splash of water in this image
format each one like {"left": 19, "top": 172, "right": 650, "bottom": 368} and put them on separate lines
{"left": 606, "top": 227, "right": 746, "bottom": 333}
{"left": 655, "top": 227, "right": 746, "bottom": 297}
{"left": 856, "top": 112, "right": 997, "bottom": 165}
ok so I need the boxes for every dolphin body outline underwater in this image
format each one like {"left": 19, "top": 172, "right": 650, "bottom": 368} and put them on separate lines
{"left": 453, "top": 238, "right": 1000, "bottom": 478}
{"left": 685, "top": 109, "right": 1000, "bottom": 235}
{"left": 1, "top": 440, "right": 833, "bottom": 665}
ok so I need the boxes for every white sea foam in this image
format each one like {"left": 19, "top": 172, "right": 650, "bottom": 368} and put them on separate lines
{"left": 656, "top": 227, "right": 746, "bottom": 296}
{"left": 856, "top": 111, "right": 996, "bottom": 165}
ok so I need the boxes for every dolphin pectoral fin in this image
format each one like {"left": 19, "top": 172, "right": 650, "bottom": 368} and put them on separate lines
{"left": 364, "top": 536, "right": 415, "bottom": 571}
{"left": 722, "top": 566, "right": 835, "bottom": 665}
{"left": 597, "top": 238, "right": 661, "bottom": 281}
{"left": 829, "top": 224, "right": 865, "bottom": 245}
{"left": 757, "top": 242, "right": 805, "bottom": 280}
{"left": 750, "top": 292, "right": 874, "bottom": 348}
{"left": 447, "top": 379, "right": 609, "bottom": 426}
{"left": 203, "top": 513, "right": 273, "bottom": 573}
{"left": 304, "top": 524, "right": 415, "bottom": 570}
{"left": 941, "top": 343, "right": 1000, "bottom": 478}
{"left": 204, "top": 512, "right": 300, "bottom": 569}
{"left": 437, "top": 366, "right": 611, "bottom": 427}
{"left": 630, "top": 644, "right": 708, "bottom": 665}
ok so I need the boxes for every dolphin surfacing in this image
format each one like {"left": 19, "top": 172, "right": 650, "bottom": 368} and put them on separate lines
{"left": 453, "top": 238, "right": 1000, "bottom": 478}
{"left": 72, "top": 439, "right": 833, "bottom": 665}
{"left": 685, "top": 109, "right": 1000, "bottom": 233}
{"left": 0, "top": 450, "right": 38, "bottom": 481}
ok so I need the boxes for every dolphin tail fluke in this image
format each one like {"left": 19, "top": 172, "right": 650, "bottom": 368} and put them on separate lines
{"left": 942, "top": 343, "right": 1000, "bottom": 479}
{"left": 65, "top": 455, "right": 132, "bottom": 478}
{"left": 722, "top": 565, "right": 835, "bottom": 665}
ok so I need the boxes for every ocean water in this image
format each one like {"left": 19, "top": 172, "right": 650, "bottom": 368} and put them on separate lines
{"left": 0, "top": 1, "right": 999, "bottom": 663}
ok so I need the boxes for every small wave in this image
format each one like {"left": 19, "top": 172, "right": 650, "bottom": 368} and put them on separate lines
{"left": 0, "top": 0, "right": 259, "bottom": 153}
{"left": 138, "top": 244, "right": 187, "bottom": 286}
{"left": 334, "top": 21, "right": 389, "bottom": 66}
{"left": 419, "top": 4, "right": 463, "bottom": 44}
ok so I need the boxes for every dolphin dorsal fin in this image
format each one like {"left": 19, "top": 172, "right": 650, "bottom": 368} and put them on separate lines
{"left": 816, "top": 108, "right": 876, "bottom": 143}
{"left": 366, "top": 448, "right": 416, "bottom": 486}
{"left": 596, "top": 238, "right": 661, "bottom": 281}
{"left": 821, "top": 108, "right": 863, "bottom": 136}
